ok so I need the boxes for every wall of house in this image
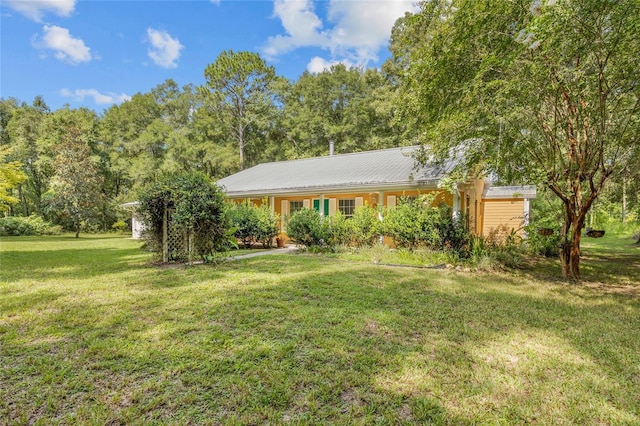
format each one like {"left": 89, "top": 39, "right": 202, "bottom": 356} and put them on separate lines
{"left": 231, "top": 198, "right": 265, "bottom": 206}
{"left": 227, "top": 186, "right": 532, "bottom": 244}
{"left": 266, "top": 189, "right": 451, "bottom": 235}
{"left": 227, "top": 186, "right": 532, "bottom": 245}
{"left": 481, "top": 199, "right": 527, "bottom": 237}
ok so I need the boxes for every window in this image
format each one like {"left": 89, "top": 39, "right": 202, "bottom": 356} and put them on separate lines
{"left": 338, "top": 199, "right": 355, "bottom": 217}
{"left": 289, "top": 200, "right": 304, "bottom": 215}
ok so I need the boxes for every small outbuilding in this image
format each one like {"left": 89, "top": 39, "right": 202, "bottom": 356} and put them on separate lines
{"left": 119, "top": 201, "right": 145, "bottom": 239}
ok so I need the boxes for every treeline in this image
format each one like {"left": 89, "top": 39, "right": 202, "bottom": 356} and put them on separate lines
{"left": 0, "top": 50, "right": 414, "bottom": 232}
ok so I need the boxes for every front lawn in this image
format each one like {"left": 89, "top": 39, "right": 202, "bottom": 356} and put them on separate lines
{"left": 1, "top": 234, "right": 639, "bottom": 424}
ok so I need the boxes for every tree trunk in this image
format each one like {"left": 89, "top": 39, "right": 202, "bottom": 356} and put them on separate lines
{"left": 75, "top": 220, "right": 81, "bottom": 238}
{"left": 559, "top": 206, "right": 587, "bottom": 281}
{"left": 238, "top": 122, "right": 245, "bottom": 171}
{"left": 568, "top": 223, "right": 583, "bottom": 279}
{"left": 622, "top": 176, "right": 627, "bottom": 224}
{"left": 19, "top": 186, "right": 30, "bottom": 216}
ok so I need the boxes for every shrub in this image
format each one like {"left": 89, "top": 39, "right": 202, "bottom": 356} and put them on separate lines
{"left": 286, "top": 208, "right": 327, "bottom": 247}
{"left": 254, "top": 203, "right": 280, "bottom": 248}
{"left": 351, "top": 204, "right": 381, "bottom": 246}
{"left": 0, "top": 215, "right": 61, "bottom": 236}
{"left": 381, "top": 195, "right": 471, "bottom": 254}
{"left": 381, "top": 197, "right": 427, "bottom": 248}
{"left": 324, "top": 211, "right": 351, "bottom": 246}
{"left": 228, "top": 201, "right": 280, "bottom": 248}
{"left": 228, "top": 201, "right": 260, "bottom": 248}
{"left": 111, "top": 220, "right": 127, "bottom": 233}
{"left": 434, "top": 204, "right": 470, "bottom": 255}
{"left": 525, "top": 225, "right": 561, "bottom": 257}
{"left": 138, "top": 173, "right": 230, "bottom": 262}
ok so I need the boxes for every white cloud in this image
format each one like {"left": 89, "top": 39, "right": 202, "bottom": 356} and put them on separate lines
{"left": 263, "top": 0, "right": 329, "bottom": 58}
{"left": 263, "top": 0, "right": 419, "bottom": 69}
{"left": 4, "top": 0, "right": 76, "bottom": 22}
{"left": 146, "top": 28, "right": 184, "bottom": 69}
{"left": 306, "top": 56, "right": 356, "bottom": 73}
{"left": 210, "top": 0, "right": 221, "bottom": 4}
{"left": 60, "top": 88, "right": 131, "bottom": 105}
{"left": 36, "top": 25, "right": 92, "bottom": 64}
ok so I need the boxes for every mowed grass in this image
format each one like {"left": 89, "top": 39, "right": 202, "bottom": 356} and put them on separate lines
{"left": 1, "top": 235, "right": 639, "bottom": 424}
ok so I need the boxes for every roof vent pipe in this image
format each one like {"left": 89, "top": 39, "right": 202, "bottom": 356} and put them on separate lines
{"left": 329, "top": 140, "right": 334, "bottom": 156}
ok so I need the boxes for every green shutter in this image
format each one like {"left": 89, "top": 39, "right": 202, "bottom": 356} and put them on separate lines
{"left": 313, "top": 199, "right": 329, "bottom": 215}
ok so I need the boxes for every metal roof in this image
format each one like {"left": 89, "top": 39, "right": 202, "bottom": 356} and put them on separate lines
{"left": 483, "top": 185, "right": 537, "bottom": 199}
{"left": 217, "top": 146, "right": 456, "bottom": 197}
{"left": 119, "top": 201, "right": 140, "bottom": 211}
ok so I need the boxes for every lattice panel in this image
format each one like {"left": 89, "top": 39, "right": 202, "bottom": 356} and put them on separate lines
{"left": 167, "top": 223, "right": 187, "bottom": 262}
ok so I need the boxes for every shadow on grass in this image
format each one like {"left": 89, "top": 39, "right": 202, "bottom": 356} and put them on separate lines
{"left": 516, "top": 235, "right": 640, "bottom": 291}
{"left": 2, "top": 245, "right": 639, "bottom": 423}
{"left": 0, "top": 247, "right": 150, "bottom": 283}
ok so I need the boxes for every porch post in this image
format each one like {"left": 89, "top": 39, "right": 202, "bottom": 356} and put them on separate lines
{"left": 523, "top": 198, "right": 531, "bottom": 238}
{"left": 452, "top": 189, "right": 461, "bottom": 222}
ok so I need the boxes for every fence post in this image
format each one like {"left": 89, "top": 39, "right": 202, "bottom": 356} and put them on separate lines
{"left": 162, "top": 202, "right": 168, "bottom": 263}
{"left": 187, "top": 229, "right": 193, "bottom": 265}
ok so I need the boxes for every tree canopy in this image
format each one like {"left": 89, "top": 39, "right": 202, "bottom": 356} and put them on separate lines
{"left": 0, "top": 145, "right": 27, "bottom": 212}
{"left": 392, "top": 0, "right": 640, "bottom": 280}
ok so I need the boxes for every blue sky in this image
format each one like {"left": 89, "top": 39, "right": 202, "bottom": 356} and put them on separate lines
{"left": 1, "top": 0, "right": 419, "bottom": 112}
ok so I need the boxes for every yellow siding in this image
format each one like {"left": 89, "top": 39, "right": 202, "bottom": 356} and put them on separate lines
{"left": 229, "top": 189, "right": 458, "bottom": 243}
{"left": 381, "top": 190, "right": 452, "bottom": 207}
{"left": 481, "top": 200, "right": 525, "bottom": 236}
{"left": 231, "top": 198, "right": 264, "bottom": 206}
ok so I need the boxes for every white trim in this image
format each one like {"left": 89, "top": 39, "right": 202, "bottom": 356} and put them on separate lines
{"left": 452, "top": 190, "right": 461, "bottom": 221}
{"left": 280, "top": 199, "right": 288, "bottom": 232}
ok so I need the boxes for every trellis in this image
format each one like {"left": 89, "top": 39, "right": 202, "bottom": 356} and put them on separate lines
{"left": 162, "top": 207, "right": 195, "bottom": 264}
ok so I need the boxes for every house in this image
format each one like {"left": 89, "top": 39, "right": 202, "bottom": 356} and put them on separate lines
{"left": 217, "top": 146, "right": 536, "bottom": 238}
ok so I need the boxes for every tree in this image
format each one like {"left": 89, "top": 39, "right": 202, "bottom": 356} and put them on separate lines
{"left": 0, "top": 98, "right": 20, "bottom": 146}
{"left": 201, "top": 50, "right": 278, "bottom": 170}
{"left": 0, "top": 145, "right": 27, "bottom": 212}
{"left": 280, "top": 65, "right": 402, "bottom": 158}
{"left": 45, "top": 109, "right": 104, "bottom": 237}
{"left": 5, "top": 97, "right": 51, "bottom": 215}
{"left": 393, "top": 0, "right": 640, "bottom": 280}
{"left": 100, "top": 91, "right": 166, "bottom": 194}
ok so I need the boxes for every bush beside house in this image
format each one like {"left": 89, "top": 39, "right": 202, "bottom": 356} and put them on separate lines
{"left": 228, "top": 200, "right": 279, "bottom": 248}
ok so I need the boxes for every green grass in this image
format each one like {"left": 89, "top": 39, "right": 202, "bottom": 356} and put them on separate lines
{"left": 1, "top": 234, "right": 639, "bottom": 424}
